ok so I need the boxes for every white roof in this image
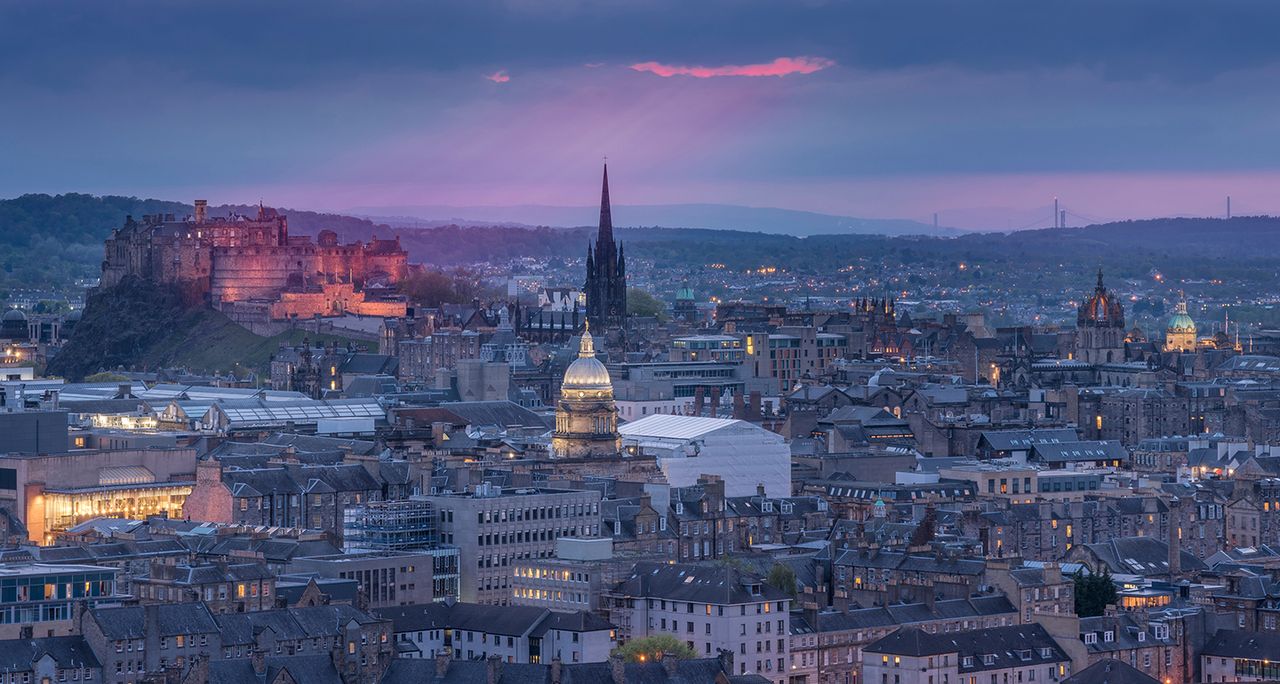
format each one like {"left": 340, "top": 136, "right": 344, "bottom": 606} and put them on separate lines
{"left": 619, "top": 414, "right": 744, "bottom": 441}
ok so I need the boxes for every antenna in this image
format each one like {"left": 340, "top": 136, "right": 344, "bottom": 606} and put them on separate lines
{"left": 1227, "top": 196, "right": 1232, "bottom": 219}
{"left": 1054, "top": 197, "right": 1059, "bottom": 228}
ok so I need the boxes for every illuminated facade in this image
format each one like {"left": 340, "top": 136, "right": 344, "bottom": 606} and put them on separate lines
{"left": 1075, "top": 269, "right": 1127, "bottom": 364}
{"left": 551, "top": 325, "right": 620, "bottom": 458}
{"left": 32, "top": 482, "right": 191, "bottom": 545}
{"left": 0, "top": 563, "right": 119, "bottom": 639}
{"left": 1164, "top": 294, "right": 1198, "bottom": 352}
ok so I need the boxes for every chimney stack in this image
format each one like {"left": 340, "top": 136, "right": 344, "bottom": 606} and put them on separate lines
{"left": 733, "top": 391, "right": 746, "bottom": 419}
{"left": 693, "top": 387, "right": 705, "bottom": 417}
{"left": 710, "top": 387, "right": 722, "bottom": 417}
{"left": 749, "top": 390, "right": 762, "bottom": 419}
{"left": 609, "top": 654, "right": 627, "bottom": 684}
{"left": 194, "top": 199, "right": 208, "bottom": 223}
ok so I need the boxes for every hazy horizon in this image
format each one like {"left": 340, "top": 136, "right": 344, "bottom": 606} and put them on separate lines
{"left": 5, "top": 1, "right": 1280, "bottom": 230}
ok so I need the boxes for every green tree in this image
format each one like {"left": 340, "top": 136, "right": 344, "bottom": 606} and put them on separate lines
{"left": 613, "top": 634, "right": 697, "bottom": 663}
{"left": 767, "top": 563, "right": 798, "bottom": 598}
{"left": 1073, "top": 569, "right": 1118, "bottom": 617}
{"left": 627, "top": 288, "right": 666, "bottom": 320}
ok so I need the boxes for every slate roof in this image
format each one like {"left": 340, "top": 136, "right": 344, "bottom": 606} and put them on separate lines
{"left": 609, "top": 561, "right": 788, "bottom": 605}
{"left": 865, "top": 624, "right": 1068, "bottom": 672}
{"left": 1063, "top": 659, "right": 1160, "bottom": 684}
{"left": 1031, "top": 441, "right": 1127, "bottom": 464}
{"left": 207, "top": 654, "right": 343, "bottom": 684}
{"left": 793, "top": 596, "right": 1017, "bottom": 634}
{"left": 90, "top": 603, "right": 219, "bottom": 640}
{"left": 216, "top": 605, "right": 383, "bottom": 646}
{"left": 1200, "top": 628, "right": 1280, "bottom": 659}
{"left": 375, "top": 601, "right": 614, "bottom": 638}
{"left": 833, "top": 548, "right": 986, "bottom": 576}
{"left": 439, "top": 401, "right": 551, "bottom": 431}
{"left": 1079, "top": 537, "right": 1207, "bottom": 576}
{"left": 0, "top": 635, "right": 100, "bottom": 672}
{"left": 979, "top": 429, "right": 1079, "bottom": 451}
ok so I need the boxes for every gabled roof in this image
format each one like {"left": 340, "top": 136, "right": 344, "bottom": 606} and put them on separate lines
{"left": 609, "top": 561, "right": 787, "bottom": 605}
{"left": 1064, "top": 659, "right": 1160, "bottom": 684}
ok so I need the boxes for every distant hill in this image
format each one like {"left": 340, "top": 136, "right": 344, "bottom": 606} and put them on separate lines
{"left": 348, "top": 203, "right": 962, "bottom": 237}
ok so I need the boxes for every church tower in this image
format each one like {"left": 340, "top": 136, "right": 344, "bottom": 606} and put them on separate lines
{"left": 1075, "top": 269, "right": 1127, "bottom": 364}
{"left": 551, "top": 323, "right": 621, "bottom": 458}
{"left": 584, "top": 164, "right": 626, "bottom": 331}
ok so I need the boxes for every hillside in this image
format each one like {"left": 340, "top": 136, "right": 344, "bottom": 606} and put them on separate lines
{"left": 47, "top": 277, "right": 362, "bottom": 381}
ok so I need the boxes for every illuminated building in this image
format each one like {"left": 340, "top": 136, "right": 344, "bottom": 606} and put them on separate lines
{"left": 0, "top": 447, "right": 196, "bottom": 545}
{"left": 583, "top": 164, "right": 626, "bottom": 331}
{"left": 0, "top": 563, "right": 120, "bottom": 639}
{"left": 1164, "top": 293, "right": 1198, "bottom": 353}
{"left": 1075, "top": 269, "right": 1127, "bottom": 365}
{"left": 551, "top": 324, "right": 620, "bottom": 459}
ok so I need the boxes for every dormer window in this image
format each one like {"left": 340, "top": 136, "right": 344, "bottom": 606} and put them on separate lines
{"left": 1103, "top": 631, "right": 1114, "bottom": 643}
{"left": 983, "top": 655, "right": 995, "bottom": 666}
{"left": 1019, "top": 650, "right": 1032, "bottom": 661}
{"left": 1137, "top": 632, "right": 1145, "bottom": 642}
{"left": 675, "top": 502, "right": 684, "bottom": 515}
{"left": 1083, "top": 633, "right": 1097, "bottom": 645}
{"left": 962, "top": 657, "right": 973, "bottom": 668}
{"left": 1153, "top": 624, "right": 1168, "bottom": 640}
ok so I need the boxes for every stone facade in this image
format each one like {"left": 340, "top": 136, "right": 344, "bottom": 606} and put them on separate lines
{"left": 101, "top": 204, "right": 408, "bottom": 319}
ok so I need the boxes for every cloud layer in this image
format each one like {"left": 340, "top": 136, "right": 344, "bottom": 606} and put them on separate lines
{"left": 629, "top": 56, "right": 835, "bottom": 78}
{"left": 4, "top": 1, "right": 1280, "bottom": 227}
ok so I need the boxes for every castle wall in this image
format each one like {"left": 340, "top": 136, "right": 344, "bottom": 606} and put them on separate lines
{"left": 209, "top": 244, "right": 408, "bottom": 303}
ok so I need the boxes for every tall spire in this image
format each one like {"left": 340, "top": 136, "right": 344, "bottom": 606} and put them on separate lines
{"left": 598, "top": 163, "right": 613, "bottom": 246}
{"left": 1096, "top": 267, "right": 1105, "bottom": 290}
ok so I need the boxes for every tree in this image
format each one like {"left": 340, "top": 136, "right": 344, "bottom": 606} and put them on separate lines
{"left": 1073, "top": 568, "right": 1117, "bottom": 617}
{"left": 612, "top": 634, "right": 697, "bottom": 663}
{"left": 767, "top": 563, "right": 798, "bottom": 598}
{"left": 400, "top": 270, "right": 459, "bottom": 308}
{"left": 627, "top": 288, "right": 666, "bottom": 320}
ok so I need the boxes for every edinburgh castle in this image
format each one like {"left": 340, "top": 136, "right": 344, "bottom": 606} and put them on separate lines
{"left": 101, "top": 200, "right": 409, "bottom": 328}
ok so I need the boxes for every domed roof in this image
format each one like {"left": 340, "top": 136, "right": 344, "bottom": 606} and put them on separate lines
{"left": 1, "top": 309, "right": 26, "bottom": 322}
{"left": 562, "top": 324, "right": 612, "bottom": 390}
{"left": 1167, "top": 296, "right": 1196, "bottom": 333}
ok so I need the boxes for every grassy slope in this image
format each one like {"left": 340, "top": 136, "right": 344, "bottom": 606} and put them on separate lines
{"left": 47, "top": 278, "right": 365, "bottom": 380}
{"left": 137, "top": 309, "right": 366, "bottom": 376}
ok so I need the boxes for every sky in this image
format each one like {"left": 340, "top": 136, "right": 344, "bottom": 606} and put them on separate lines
{"left": 3, "top": 0, "right": 1280, "bottom": 230}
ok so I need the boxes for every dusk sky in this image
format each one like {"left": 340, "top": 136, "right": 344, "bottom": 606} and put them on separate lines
{"left": 4, "top": 1, "right": 1280, "bottom": 229}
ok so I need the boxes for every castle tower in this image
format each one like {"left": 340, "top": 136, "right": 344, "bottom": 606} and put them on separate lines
{"left": 1164, "top": 293, "right": 1197, "bottom": 353}
{"left": 551, "top": 323, "right": 620, "bottom": 458}
{"left": 584, "top": 164, "right": 626, "bottom": 331}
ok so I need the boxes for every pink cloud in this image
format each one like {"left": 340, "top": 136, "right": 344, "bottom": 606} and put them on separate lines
{"left": 485, "top": 70, "right": 510, "bottom": 83}
{"left": 629, "top": 56, "right": 834, "bottom": 79}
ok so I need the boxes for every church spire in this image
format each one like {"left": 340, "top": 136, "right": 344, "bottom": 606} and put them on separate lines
{"left": 598, "top": 163, "right": 613, "bottom": 246}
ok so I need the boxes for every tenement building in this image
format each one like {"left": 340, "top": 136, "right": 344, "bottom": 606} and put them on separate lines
{"left": 605, "top": 561, "right": 791, "bottom": 683}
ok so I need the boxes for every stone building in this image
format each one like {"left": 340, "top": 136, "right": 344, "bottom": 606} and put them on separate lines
{"left": 419, "top": 484, "right": 603, "bottom": 605}
{"left": 551, "top": 325, "right": 621, "bottom": 458}
{"left": 101, "top": 203, "right": 408, "bottom": 319}
{"left": 604, "top": 561, "right": 791, "bottom": 683}
{"left": 861, "top": 624, "right": 1070, "bottom": 684}
{"left": 584, "top": 165, "right": 626, "bottom": 332}
{"left": 1076, "top": 270, "right": 1127, "bottom": 365}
